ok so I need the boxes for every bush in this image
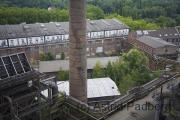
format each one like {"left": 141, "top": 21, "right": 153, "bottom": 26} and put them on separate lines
{"left": 40, "top": 52, "right": 54, "bottom": 61}
{"left": 61, "top": 52, "right": 65, "bottom": 60}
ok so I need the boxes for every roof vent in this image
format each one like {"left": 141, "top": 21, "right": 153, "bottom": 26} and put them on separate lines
{"left": 54, "top": 22, "right": 63, "bottom": 30}
{"left": 55, "top": 22, "right": 61, "bottom": 27}
{"left": 159, "top": 34, "right": 161, "bottom": 36}
{"left": 23, "top": 25, "right": 29, "bottom": 29}
{"left": 90, "top": 21, "right": 96, "bottom": 25}
{"left": 40, "top": 24, "right": 45, "bottom": 28}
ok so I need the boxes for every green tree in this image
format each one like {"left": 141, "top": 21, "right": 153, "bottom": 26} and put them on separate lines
{"left": 122, "top": 46, "right": 147, "bottom": 73}
{"left": 45, "top": 52, "right": 54, "bottom": 61}
{"left": 58, "top": 67, "right": 69, "bottom": 81}
{"left": 86, "top": 4, "right": 105, "bottom": 20}
{"left": 61, "top": 52, "right": 65, "bottom": 60}
{"left": 40, "top": 52, "right": 54, "bottom": 61}
{"left": 106, "top": 14, "right": 160, "bottom": 30}
{"left": 171, "top": 62, "right": 180, "bottom": 72}
{"left": 106, "top": 61, "right": 113, "bottom": 79}
{"left": 152, "top": 70, "right": 163, "bottom": 79}
{"left": 111, "top": 59, "right": 124, "bottom": 86}
{"left": 119, "top": 74, "right": 134, "bottom": 95}
{"left": 92, "top": 60, "right": 103, "bottom": 78}
{"left": 121, "top": 46, "right": 151, "bottom": 84}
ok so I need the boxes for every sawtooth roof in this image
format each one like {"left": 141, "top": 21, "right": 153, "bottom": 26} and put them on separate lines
{"left": 133, "top": 28, "right": 180, "bottom": 39}
{"left": 0, "top": 18, "right": 129, "bottom": 39}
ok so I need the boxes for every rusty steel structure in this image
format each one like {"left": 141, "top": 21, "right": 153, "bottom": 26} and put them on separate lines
{"left": 69, "top": 0, "right": 87, "bottom": 103}
{"left": 0, "top": 52, "right": 179, "bottom": 120}
{"left": 0, "top": 53, "right": 66, "bottom": 120}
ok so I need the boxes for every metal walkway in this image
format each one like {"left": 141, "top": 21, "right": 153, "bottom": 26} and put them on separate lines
{"left": 60, "top": 74, "right": 179, "bottom": 120}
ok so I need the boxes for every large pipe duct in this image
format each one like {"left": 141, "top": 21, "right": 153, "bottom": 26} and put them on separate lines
{"left": 69, "top": 0, "right": 87, "bottom": 103}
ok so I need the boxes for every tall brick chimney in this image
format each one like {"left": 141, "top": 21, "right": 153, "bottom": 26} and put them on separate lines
{"left": 69, "top": 0, "right": 87, "bottom": 104}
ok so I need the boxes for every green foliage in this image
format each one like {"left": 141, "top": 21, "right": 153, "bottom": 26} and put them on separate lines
{"left": 119, "top": 74, "right": 134, "bottom": 95}
{"left": 106, "top": 14, "right": 160, "bottom": 30}
{"left": 1, "top": 0, "right": 180, "bottom": 27}
{"left": 58, "top": 67, "right": 69, "bottom": 81}
{"left": 61, "top": 52, "right": 65, "bottom": 60}
{"left": 111, "top": 59, "right": 124, "bottom": 86}
{"left": 0, "top": 0, "right": 68, "bottom": 9}
{"left": 171, "top": 62, "right": 180, "bottom": 72}
{"left": 40, "top": 52, "right": 54, "bottom": 61}
{"left": 92, "top": 60, "right": 104, "bottom": 78}
{"left": 122, "top": 46, "right": 147, "bottom": 72}
{"left": 91, "top": 47, "right": 163, "bottom": 95}
{"left": 0, "top": 7, "right": 69, "bottom": 25}
{"left": 152, "top": 70, "right": 163, "bottom": 79}
{"left": 106, "top": 61, "right": 113, "bottom": 79}
{"left": 86, "top": 4, "right": 105, "bottom": 20}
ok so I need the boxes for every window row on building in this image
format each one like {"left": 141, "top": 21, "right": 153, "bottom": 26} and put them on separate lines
{"left": 0, "top": 29, "right": 129, "bottom": 48}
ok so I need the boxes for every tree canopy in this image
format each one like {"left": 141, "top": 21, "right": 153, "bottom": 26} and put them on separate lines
{"left": 92, "top": 47, "right": 162, "bottom": 95}
{"left": 40, "top": 52, "right": 54, "bottom": 61}
{"left": 0, "top": 0, "right": 180, "bottom": 27}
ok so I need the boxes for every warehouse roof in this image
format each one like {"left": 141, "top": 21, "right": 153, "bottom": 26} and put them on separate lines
{"left": 39, "top": 56, "right": 119, "bottom": 73}
{"left": 136, "top": 36, "right": 177, "bottom": 48}
{"left": 0, "top": 18, "right": 129, "bottom": 39}
{"left": 133, "top": 28, "right": 180, "bottom": 39}
{"left": 41, "top": 77, "right": 121, "bottom": 98}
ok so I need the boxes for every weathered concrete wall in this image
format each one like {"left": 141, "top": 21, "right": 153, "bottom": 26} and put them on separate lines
{"left": 69, "top": 0, "right": 87, "bottom": 104}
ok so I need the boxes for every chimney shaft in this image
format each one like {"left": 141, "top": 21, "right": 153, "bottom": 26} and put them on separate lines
{"left": 69, "top": 0, "right": 87, "bottom": 103}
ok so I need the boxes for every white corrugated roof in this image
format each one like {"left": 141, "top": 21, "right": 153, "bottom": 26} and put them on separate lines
{"left": 41, "top": 77, "right": 120, "bottom": 98}
{"left": 39, "top": 56, "right": 119, "bottom": 73}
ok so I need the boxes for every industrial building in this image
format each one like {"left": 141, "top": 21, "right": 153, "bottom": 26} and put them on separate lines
{"left": 39, "top": 56, "right": 119, "bottom": 78}
{"left": 0, "top": 19, "right": 129, "bottom": 61}
{"left": 127, "top": 28, "right": 180, "bottom": 70}
{"left": 42, "top": 77, "right": 121, "bottom": 106}
{"left": 127, "top": 28, "right": 179, "bottom": 55}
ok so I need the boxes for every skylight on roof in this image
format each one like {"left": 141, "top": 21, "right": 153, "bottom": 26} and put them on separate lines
{"left": 55, "top": 22, "right": 61, "bottom": 27}
{"left": 112, "top": 18, "right": 122, "bottom": 25}
{"left": 43, "top": 28, "right": 47, "bottom": 31}
{"left": 143, "top": 30, "right": 148, "bottom": 35}
{"left": 24, "top": 25, "right": 29, "bottom": 29}
{"left": 175, "top": 33, "right": 178, "bottom": 36}
{"left": 136, "top": 30, "right": 142, "bottom": 35}
{"left": 101, "top": 19, "right": 111, "bottom": 26}
{"left": 58, "top": 26, "right": 63, "bottom": 30}
{"left": 165, "top": 34, "right": 168, "bottom": 36}
{"left": 90, "top": 21, "right": 96, "bottom": 25}
{"left": 40, "top": 24, "right": 45, "bottom": 28}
